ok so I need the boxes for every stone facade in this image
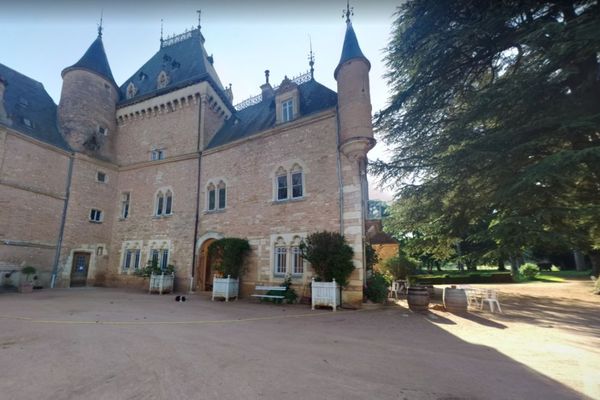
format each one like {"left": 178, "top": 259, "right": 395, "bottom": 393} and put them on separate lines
{"left": 1, "top": 19, "right": 374, "bottom": 305}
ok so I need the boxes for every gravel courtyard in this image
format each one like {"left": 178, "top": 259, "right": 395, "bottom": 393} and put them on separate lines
{"left": 1, "top": 280, "right": 598, "bottom": 400}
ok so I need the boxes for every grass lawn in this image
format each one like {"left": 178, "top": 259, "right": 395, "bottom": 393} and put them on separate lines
{"left": 534, "top": 269, "right": 592, "bottom": 282}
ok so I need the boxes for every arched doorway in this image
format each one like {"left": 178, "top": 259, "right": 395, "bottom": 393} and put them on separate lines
{"left": 198, "top": 238, "right": 216, "bottom": 291}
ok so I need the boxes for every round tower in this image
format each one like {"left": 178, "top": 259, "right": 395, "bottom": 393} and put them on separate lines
{"left": 334, "top": 16, "right": 375, "bottom": 160}
{"left": 58, "top": 30, "right": 119, "bottom": 158}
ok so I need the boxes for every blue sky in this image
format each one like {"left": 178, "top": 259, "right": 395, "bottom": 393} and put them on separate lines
{"left": 0, "top": 0, "right": 397, "bottom": 200}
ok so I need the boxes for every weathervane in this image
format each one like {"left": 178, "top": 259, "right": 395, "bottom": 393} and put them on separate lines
{"left": 308, "top": 35, "right": 315, "bottom": 79}
{"left": 197, "top": 9, "right": 202, "bottom": 30}
{"left": 160, "top": 19, "right": 164, "bottom": 46}
{"left": 97, "top": 10, "right": 104, "bottom": 38}
{"left": 342, "top": 0, "right": 354, "bottom": 23}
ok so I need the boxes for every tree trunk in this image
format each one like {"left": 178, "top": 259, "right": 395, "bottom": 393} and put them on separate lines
{"left": 497, "top": 258, "right": 506, "bottom": 271}
{"left": 573, "top": 250, "right": 587, "bottom": 272}
{"left": 589, "top": 250, "right": 600, "bottom": 278}
{"left": 510, "top": 257, "right": 522, "bottom": 276}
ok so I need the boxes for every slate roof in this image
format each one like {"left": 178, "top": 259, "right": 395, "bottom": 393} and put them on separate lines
{"left": 207, "top": 78, "right": 337, "bottom": 149}
{"left": 118, "top": 29, "right": 232, "bottom": 109}
{"left": 62, "top": 36, "right": 116, "bottom": 87}
{"left": 334, "top": 21, "right": 371, "bottom": 79}
{"left": 0, "top": 63, "right": 70, "bottom": 151}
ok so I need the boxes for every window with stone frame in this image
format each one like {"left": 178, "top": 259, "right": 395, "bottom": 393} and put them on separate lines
{"left": 274, "top": 237, "right": 288, "bottom": 276}
{"left": 89, "top": 209, "right": 103, "bottom": 222}
{"left": 276, "top": 167, "right": 288, "bottom": 201}
{"left": 274, "top": 165, "right": 304, "bottom": 201}
{"left": 290, "top": 164, "right": 304, "bottom": 199}
{"left": 151, "top": 248, "right": 170, "bottom": 271}
{"left": 121, "top": 192, "right": 130, "bottom": 219}
{"left": 207, "top": 183, "right": 216, "bottom": 211}
{"left": 273, "top": 236, "right": 305, "bottom": 277}
{"left": 282, "top": 98, "right": 294, "bottom": 122}
{"left": 155, "top": 189, "right": 173, "bottom": 216}
{"left": 151, "top": 149, "right": 164, "bottom": 161}
{"left": 217, "top": 181, "right": 226, "bottom": 209}
{"left": 122, "top": 248, "right": 141, "bottom": 272}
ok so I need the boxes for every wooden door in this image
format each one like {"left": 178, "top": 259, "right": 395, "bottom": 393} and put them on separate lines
{"left": 70, "top": 252, "right": 90, "bottom": 287}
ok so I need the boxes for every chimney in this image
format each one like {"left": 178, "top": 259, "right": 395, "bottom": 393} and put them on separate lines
{"left": 260, "top": 69, "right": 274, "bottom": 101}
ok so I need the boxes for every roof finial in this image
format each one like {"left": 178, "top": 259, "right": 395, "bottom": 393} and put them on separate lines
{"left": 97, "top": 10, "right": 104, "bottom": 38}
{"left": 342, "top": 0, "right": 353, "bottom": 24}
{"left": 197, "top": 9, "right": 202, "bottom": 31}
{"left": 160, "top": 19, "right": 164, "bottom": 47}
{"left": 308, "top": 35, "right": 315, "bottom": 80}
{"left": 265, "top": 70, "right": 270, "bottom": 84}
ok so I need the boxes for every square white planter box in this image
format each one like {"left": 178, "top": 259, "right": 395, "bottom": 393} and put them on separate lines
{"left": 311, "top": 278, "right": 340, "bottom": 312}
{"left": 212, "top": 275, "right": 239, "bottom": 302}
{"left": 149, "top": 273, "right": 174, "bottom": 295}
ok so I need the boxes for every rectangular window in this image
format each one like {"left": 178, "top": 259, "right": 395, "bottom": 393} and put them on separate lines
{"left": 151, "top": 249, "right": 159, "bottom": 267}
{"left": 208, "top": 189, "right": 216, "bottom": 210}
{"left": 160, "top": 249, "right": 169, "bottom": 271}
{"left": 291, "top": 172, "right": 303, "bottom": 198}
{"left": 97, "top": 171, "right": 107, "bottom": 183}
{"left": 151, "top": 149, "right": 164, "bottom": 161}
{"left": 282, "top": 99, "right": 294, "bottom": 122}
{"left": 275, "top": 247, "right": 287, "bottom": 275}
{"left": 291, "top": 246, "right": 303, "bottom": 275}
{"left": 121, "top": 192, "right": 130, "bottom": 219}
{"left": 218, "top": 187, "right": 226, "bottom": 209}
{"left": 277, "top": 175, "right": 288, "bottom": 200}
{"left": 90, "top": 209, "right": 102, "bottom": 222}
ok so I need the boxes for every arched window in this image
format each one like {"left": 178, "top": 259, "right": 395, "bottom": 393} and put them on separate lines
{"left": 274, "top": 237, "right": 287, "bottom": 276}
{"left": 217, "top": 181, "right": 226, "bottom": 209}
{"left": 290, "top": 164, "right": 303, "bottom": 199}
{"left": 126, "top": 82, "right": 137, "bottom": 99}
{"left": 290, "top": 236, "right": 304, "bottom": 275}
{"left": 155, "top": 191, "right": 164, "bottom": 216}
{"left": 207, "top": 183, "right": 216, "bottom": 211}
{"left": 276, "top": 167, "right": 288, "bottom": 201}
{"left": 164, "top": 190, "right": 173, "bottom": 215}
{"left": 157, "top": 70, "right": 170, "bottom": 89}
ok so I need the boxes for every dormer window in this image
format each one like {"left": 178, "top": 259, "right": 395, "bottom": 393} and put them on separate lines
{"left": 282, "top": 99, "right": 294, "bottom": 122}
{"left": 18, "top": 97, "right": 28, "bottom": 108}
{"left": 98, "top": 126, "right": 108, "bottom": 136}
{"left": 126, "top": 82, "right": 137, "bottom": 99}
{"left": 22, "top": 117, "right": 32, "bottom": 128}
{"left": 138, "top": 72, "right": 147, "bottom": 81}
{"left": 157, "top": 71, "right": 170, "bottom": 89}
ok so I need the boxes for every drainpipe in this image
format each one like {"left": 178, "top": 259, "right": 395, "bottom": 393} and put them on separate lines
{"left": 334, "top": 106, "right": 344, "bottom": 234}
{"left": 50, "top": 154, "right": 74, "bottom": 288}
{"left": 190, "top": 94, "right": 205, "bottom": 293}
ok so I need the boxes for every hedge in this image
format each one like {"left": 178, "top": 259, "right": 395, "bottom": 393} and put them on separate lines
{"left": 408, "top": 272, "right": 514, "bottom": 285}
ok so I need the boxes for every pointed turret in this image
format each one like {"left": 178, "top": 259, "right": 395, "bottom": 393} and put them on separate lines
{"left": 335, "top": 9, "right": 375, "bottom": 161}
{"left": 61, "top": 36, "right": 116, "bottom": 87}
{"left": 58, "top": 31, "right": 119, "bottom": 159}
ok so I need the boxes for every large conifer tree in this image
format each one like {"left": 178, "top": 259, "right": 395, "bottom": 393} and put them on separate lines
{"left": 374, "top": 1, "right": 600, "bottom": 275}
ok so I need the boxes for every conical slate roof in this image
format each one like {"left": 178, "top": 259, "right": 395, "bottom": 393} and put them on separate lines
{"left": 62, "top": 36, "right": 116, "bottom": 86}
{"left": 334, "top": 21, "right": 370, "bottom": 79}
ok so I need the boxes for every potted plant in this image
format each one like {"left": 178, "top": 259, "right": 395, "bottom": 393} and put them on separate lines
{"left": 209, "top": 238, "right": 250, "bottom": 301}
{"left": 136, "top": 259, "right": 175, "bottom": 294}
{"left": 300, "top": 231, "right": 354, "bottom": 311}
{"left": 19, "top": 266, "right": 36, "bottom": 293}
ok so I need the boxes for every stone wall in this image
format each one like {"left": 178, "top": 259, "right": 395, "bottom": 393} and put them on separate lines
{"left": 0, "top": 129, "right": 70, "bottom": 287}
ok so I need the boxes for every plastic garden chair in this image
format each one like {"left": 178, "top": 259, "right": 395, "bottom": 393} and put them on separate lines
{"left": 480, "top": 289, "right": 502, "bottom": 313}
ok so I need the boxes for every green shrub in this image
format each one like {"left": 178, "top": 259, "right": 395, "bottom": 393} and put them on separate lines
{"left": 300, "top": 231, "right": 354, "bottom": 287}
{"left": 382, "top": 254, "right": 418, "bottom": 280}
{"left": 208, "top": 238, "right": 251, "bottom": 279}
{"left": 21, "top": 266, "right": 37, "bottom": 282}
{"left": 409, "top": 272, "right": 514, "bottom": 285}
{"left": 520, "top": 263, "right": 539, "bottom": 280}
{"left": 136, "top": 259, "right": 175, "bottom": 277}
{"left": 365, "top": 271, "right": 391, "bottom": 303}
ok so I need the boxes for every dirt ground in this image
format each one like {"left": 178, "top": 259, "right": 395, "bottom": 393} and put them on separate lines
{"left": 0, "top": 279, "right": 598, "bottom": 400}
